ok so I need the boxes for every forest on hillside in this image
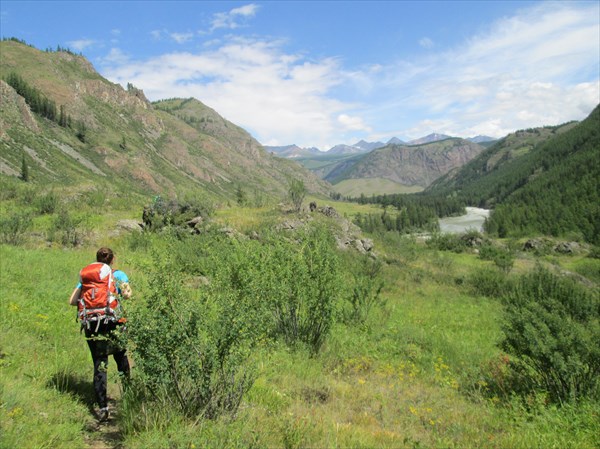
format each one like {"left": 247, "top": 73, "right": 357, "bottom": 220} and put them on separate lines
{"left": 349, "top": 105, "right": 600, "bottom": 244}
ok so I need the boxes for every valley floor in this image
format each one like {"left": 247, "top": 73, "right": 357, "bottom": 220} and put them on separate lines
{"left": 1, "top": 233, "right": 598, "bottom": 448}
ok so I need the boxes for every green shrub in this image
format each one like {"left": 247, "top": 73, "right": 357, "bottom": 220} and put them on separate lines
{"left": 0, "top": 212, "right": 32, "bottom": 245}
{"left": 287, "top": 178, "right": 306, "bottom": 212}
{"left": 125, "top": 254, "right": 256, "bottom": 420}
{"left": 588, "top": 246, "right": 600, "bottom": 259}
{"left": 0, "top": 176, "right": 20, "bottom": 200}
{"left": 468, "top": 267, "right": 511, "bottom": 298}
{"left": 500, "top": 267, "right": 600, "bottom": 403}
{"left": 427, "top": 230, "right": 484, "bottom": 253}
{"left": 142, "top": 195, "right": 214, "bottom": 231}
{"left": 347, "top": 256, "right": 385, "bottom": 324}
{"left": 35, "top": 190, "right": 60, "bottom": 214}
{"left": 48, "top": 209, "right": 86, "bottom": 247}
{"left": 250, "top": 226, "right": 342, "bottom": 353}
{"left": 479, "top": 243, "right": 515, "bottom": 273}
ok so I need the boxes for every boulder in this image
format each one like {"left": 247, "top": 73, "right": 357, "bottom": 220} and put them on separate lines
{"left": 554, "top": 242, "right": 580, "bottom": 254}
{"left": 361, "top": 238, "right": 374, "bottom": 252}
{"left": 186, "top": 216, "right": 204, "bottom": 228}
{"left": 116, "top": 219, "right": 143, "bottom": 232}
{"left": 318, "top": 205, "right": 339, "bottom": 218}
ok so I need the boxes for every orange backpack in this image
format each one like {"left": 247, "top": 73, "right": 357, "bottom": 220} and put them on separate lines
{"left": 78, "top": 262, "right": 122, "bottom": 329}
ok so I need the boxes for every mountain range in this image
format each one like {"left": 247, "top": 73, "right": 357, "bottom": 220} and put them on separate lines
{"left": 266, "top": 133, "right": 495, "bottom": 158}
{"left": 3, "top": 35, "right": 592, "bottom": 230}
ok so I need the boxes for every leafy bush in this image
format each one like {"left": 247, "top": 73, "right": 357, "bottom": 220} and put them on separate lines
{"left": 427, "top": 233, "right": 462, "bottom": 252}
{"left": 347, "top": 256, "right": 384, "bottom": 323}
{"left": 428, "top": 230, "right": 483, "bottom": 253}
{"left": 287, "top": 178, "right": 306, "bottom": 212}
{"left": 468, "top": 267, "right": 511, "bottom": 298}
{"left": 225, "top": 226, "right": 343, "bottom": 354}
{"left": 48, "top": 209, "right": 86, "bottom": 247}
{"left": 126, "top": 254, "right": 256, "bottom": 420}
{"left": 271, "top": 227, "right": 342, "bottom": 353}
{"left": 35, "top": 190, "right": 60, "bottom": 214}
{"left": 500, "top": 267, "right": 600, "bottom": 403}
{"left": 0, "top": 212, "right": 32, "bottom": 245}
{"left": 588, "top": 246, "right": 600, "bottom": 259}
{"left": 207, "top": 225, "right": 343, "bottom": 354}
{"left": 479, "top": 243, "right": 515, "bottom": 273}
{"left": 0, "top": 176, "right": 20, "bottom": 200}
{"left": 142, "top": 195, "right": 214, "bottom": 231}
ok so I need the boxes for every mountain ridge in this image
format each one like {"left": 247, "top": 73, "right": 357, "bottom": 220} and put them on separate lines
{"left": 0, "top": 40, "right": 331, "bottom": 201}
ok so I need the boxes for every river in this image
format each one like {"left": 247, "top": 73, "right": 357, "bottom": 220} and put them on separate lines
{"left": 438, "top": 207, "right": 491, "bottom": 234}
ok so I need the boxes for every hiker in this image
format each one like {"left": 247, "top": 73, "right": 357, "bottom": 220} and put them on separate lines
{"left": 68, "top": 247, "right": 131, "bottom": 422}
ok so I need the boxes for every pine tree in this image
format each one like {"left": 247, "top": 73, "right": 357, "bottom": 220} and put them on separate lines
{"left": 20, "top": 155, "right": 29, "bottom": 182}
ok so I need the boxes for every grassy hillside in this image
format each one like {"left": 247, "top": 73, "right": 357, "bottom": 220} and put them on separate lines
{"left": 0, "top": 40, "right": 331, "bottom": 204}
{"left": 333, "top": 178, "right": 424, "bottom": 197}
{"left": 295, "top": 152, "right": 364, "bottom": 180}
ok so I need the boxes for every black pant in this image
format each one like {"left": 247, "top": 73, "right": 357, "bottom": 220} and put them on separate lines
{"left": 84, "top": 321, "right": 130, "bottom": 409}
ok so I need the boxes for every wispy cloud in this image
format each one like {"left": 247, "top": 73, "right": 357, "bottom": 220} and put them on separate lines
{"left": 150, "top": 29, "right": 195, "bottom": 44}
{"left": 101, "top": 2, "right": 599, "bottom": 148}
{"left": 67, "top": 39, "right": 96, "bottom": 51}
{"left": 171, "top": 32, "right": 194, "bottom": 44}
{"left": 102, "top": 36, "right": 347, "bottom": 149}
{"left": 361, "top": 2, "right": 600, "bottom": 140}
{"left": 419, "top": 37, "right": 434, "bottom": 49}
{"left": 210, "top": 3, "right": 259, "bottom": 32}
{"left": 99, "top": 48, "right": 130, "bottom": 65}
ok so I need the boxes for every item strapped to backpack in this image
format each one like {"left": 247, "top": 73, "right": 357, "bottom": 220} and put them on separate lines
{"left": 78, "top": 262, "right": 122, "bottom": 330}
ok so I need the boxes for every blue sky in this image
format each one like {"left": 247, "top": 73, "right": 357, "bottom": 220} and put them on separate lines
{"left": 1, "top": 1, "right": 599, "bottom": 150}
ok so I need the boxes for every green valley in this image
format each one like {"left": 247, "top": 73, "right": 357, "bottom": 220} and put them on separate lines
{"left": 1, "top": 38, "right": 599, "bottom": 449}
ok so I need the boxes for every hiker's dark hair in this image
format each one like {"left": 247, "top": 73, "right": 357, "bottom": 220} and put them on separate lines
{"left": 96, "top": 247, "right": 114, "bottom": 265}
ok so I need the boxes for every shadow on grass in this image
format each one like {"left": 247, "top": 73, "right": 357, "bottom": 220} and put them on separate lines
{"left": 47, "top": 371, "right": 95, "bottom": 412}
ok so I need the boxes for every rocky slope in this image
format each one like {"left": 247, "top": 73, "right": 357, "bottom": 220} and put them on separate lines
{"left": 0, "top": 40, "right": 331, "bottom": 200}
{"left": 326, "top": 138, "right": 484, "bottom": 188}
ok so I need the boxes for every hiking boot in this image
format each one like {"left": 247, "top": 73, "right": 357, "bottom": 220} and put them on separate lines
{"left": 98, "top": 407, "right": 109, "bottom": 422}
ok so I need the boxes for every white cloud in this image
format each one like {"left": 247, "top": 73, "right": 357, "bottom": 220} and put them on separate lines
{"left": 99, "top": 2, "right": 598, "bottom": 148}
{"left": 359, "top": 2, "right": 600, "bottom": 139}
{"left": 337, "top": 114, "right": 371, "bottom": 132}
{"left": 210, "top": 3, "right": 259, "bottom": 32}
{"left": 99, "top": 48, "right": 130, "bottom": 65}
{"left": 170, "top": 32, "right": 194, "bottom": 44}
{"left": 150, "top": 29, "right": 164, "bottom": 40}
{"left": 419, "top": 37, "right": 434, "bottom": 49}
{"left": 102, "top": 37, "right": 352, "bottom": 149}
{"left": 67, "top": 39, "right": 96, "bottom": 51}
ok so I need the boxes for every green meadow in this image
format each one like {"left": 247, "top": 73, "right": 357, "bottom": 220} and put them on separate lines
{"left": 1, "top": 180, "right": 598, "bottom": 449}
{"left": 333, "top": 178, "right": 424, "bottom": 197}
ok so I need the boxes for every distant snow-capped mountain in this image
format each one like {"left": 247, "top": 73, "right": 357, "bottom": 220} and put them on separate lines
{"left": 327, "top": 144, "right": 366, "bottom": 155}
{"left": 408, "top": 133, "right": 452, "bottom": 145}
{"left": 353, "top": 139, "right": 386, "bottom": 152}
{"left": 264, "top": 144, "right": 323, "bottom": 158}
